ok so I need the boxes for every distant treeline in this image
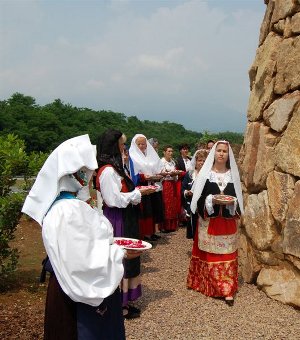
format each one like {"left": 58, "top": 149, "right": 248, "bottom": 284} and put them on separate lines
{"left": 0, "top": 93, "right": 244, "bottom": 154}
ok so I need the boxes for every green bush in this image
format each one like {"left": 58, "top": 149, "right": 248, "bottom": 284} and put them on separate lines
{"left": 0, "top": 192, "right": 24, "bottom": 283}
{"left": 0, "top": 134, "right": 28, "bottom": 285}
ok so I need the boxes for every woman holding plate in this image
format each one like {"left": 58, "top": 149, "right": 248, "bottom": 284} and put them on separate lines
{"left": 96, "top": 129, "right": 148, "bottom": 319}
{"left": 187, "top": 141, "right": 243, "bottom": 306}
{"left": 129, "top": 134, "right": 163, "bottom": 241}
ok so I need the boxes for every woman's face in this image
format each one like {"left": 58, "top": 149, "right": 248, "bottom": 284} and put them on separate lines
{"left": 195, "top": 157, "right": 205, "bottom": 171}
{"left": 136, "top": 137, "right": 147, "bottom": 154}
{"left": 214, "top": 143, "right": 229, "bottom": 165}
{"left": 118, "top": 135, "right": 127, "bottom": 155}
{"left": 164, "top": 147, "right": 173, "bottom": 160}
{"left": 123, "top": 149, "right": 129, "bottom": 163}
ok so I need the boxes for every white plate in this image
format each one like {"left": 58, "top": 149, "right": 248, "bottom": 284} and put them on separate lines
{"left": 214, "top": 194, "right": 236, "bottom": 204}
{"left": 113, "top": 237, "right": 152, "bottom": 250}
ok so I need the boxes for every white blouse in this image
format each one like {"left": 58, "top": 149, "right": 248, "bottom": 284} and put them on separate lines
{"left": 205, "top": 170, "right": 237, "bottom": 216}
{"left": 99, "top": 167, "right": 141, "bottom": 208}
{"left": 161, "top": 158, "right": 178, "bottom": 181}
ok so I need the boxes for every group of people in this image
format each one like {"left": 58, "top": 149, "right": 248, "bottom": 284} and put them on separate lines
{"left": 22, "top": 131, "right": 243, "bottom": 339}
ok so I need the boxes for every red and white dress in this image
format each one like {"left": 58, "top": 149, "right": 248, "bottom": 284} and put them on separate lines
{"left": 161, "top": 157, "right": 179, "bottom": 231}
{"left": 187, "top": 170, "right": 240, "bottom": 297}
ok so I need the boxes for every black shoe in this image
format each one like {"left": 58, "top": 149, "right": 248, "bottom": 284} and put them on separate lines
{"left": 150, "top": 234, "right": 160, "bottom": 241}
{"left": 128, "top": 305, "right": 141, "bottom": 313}
{"left": 153, "top": 233, "right": 161, "bottom": 239}
{"left": 123, "top": 306, "right": 140, "bottom": 319}
{"left": 225, "top": 298, "right": 234, "bottom": 306}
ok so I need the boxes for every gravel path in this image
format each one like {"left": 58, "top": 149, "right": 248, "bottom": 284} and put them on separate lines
{"left": 125, "top": 228, "right": 300, "bottom": 340}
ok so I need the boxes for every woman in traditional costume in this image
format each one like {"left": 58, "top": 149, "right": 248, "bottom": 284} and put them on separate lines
{"left": 182, "top": 149, "right": 208, "bottom": 239}
{"left": 187, "top": 141, "right": 243, "bottom": 306}
{"left": 129, "top": 134, "right": 163, "bottom": 241}
{"left": 96, "top": 129, "right": 144, "bottom": 319}
{"left": 148, "top": 137, "right": 165, "bottom": 237}
{"left": 160, "top": 145, "right": 181, "bottom": 232}
{"left": 22, "top": 134, "right": 128, "bottom": 339}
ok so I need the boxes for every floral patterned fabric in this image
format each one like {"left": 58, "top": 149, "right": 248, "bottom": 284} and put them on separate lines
{"left": 187, "top": 221, "right": 238, "bottom": 297}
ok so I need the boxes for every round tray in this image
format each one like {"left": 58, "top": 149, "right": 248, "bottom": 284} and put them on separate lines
{"left": 113, "top": 237, "right": 152, "bottom": 250}
{"left": 214, "top": 194, "right": 236, "bottom": 204}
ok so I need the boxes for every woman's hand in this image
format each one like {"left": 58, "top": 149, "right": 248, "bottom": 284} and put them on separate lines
{"left": 185, "top": 190, "right": 193, "bottom": 197}
{"left": 138, "top": 187, "right": 156, "bottom": 195}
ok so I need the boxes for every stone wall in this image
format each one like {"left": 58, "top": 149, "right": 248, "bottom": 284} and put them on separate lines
{"left": 239, "top": 0, "right": 300, "bottom": 307}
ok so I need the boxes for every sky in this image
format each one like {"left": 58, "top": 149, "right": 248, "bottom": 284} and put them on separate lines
{"left": 0, "top": 0, "right": 266, "bottom": 133}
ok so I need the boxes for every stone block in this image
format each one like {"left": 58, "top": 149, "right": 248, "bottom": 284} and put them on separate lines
{"left": 247, "top": 33, "right": 282, "bottom": 121}
{"left": 238, "top": 232, "right": 261, "bottom": 283}
{"left": 266, "top": 171, "right": 295, "bottom": 224}
{"left": 263, "top": 91, "right": 300, "bottom": 132}
{"left": 271, "top": 0, "right": 299, "bottom": 24}
{"left": 244, "top": 191, "right": 277, "bottom": 250}
{"left": 275, "top": 105, "right": 300, "bottom": 177}
{"left": 257, "top": 265, "right": 300, "bottom": 307}
{"left": 274, "top": 36, "right": 300, "bottom": 94}
{"left": 241, "top": 123, "right": 278, "bottom": 192}
{"left": 282, "top": 181, "right": 300, "bottom": 258}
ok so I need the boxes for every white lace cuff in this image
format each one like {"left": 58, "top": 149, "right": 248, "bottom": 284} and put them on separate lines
{"left": 205, "top": 194, "right": 215, "bottom": 215}
{"left": 226, "top": 199, "right": 237, "bottom": 216}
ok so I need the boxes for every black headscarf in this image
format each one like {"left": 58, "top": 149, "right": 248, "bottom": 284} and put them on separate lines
{"left": 96, "top": 129, "right": 135, "bottom": 192}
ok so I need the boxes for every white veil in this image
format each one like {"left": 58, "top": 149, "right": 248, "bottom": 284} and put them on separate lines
{"left": 190, "top": 141, "right": 243, "bottom": 214}
{"left": 129, "top": 134, "right": 163, "bottom": 175}
{"left": 22, "top": 134, "right": 97, "bottom": 225}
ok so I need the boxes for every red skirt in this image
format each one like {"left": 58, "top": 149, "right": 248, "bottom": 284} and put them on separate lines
{"left": 162, "top": 180, "right": 178, "bottom": 231}
{"left": 187, "top": 220, "right": 238, "bottom": 298}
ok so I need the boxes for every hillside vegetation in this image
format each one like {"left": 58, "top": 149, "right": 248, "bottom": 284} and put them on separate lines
{"left": 0, "top": 93, "right": 244, "bottom": 154}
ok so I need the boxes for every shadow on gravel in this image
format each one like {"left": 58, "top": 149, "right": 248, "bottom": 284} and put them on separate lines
{"left": 141, "top": 265, "right": 160, "bottom": 274}
{"left": 139, "top": 285, "right": 173, "bottom": 310}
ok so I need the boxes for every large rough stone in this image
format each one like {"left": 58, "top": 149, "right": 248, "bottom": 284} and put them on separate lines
{"left": 259, "top": 0, "right": 275, "bottom": 45}
{"left": 291, "top": 12, "right": 300, "bottom": 33}
{"left": 273, "top": 18, "right": 285, "bottom": 34}
{"left": 247, "top": 33, "right": 282, "bottom": 121}
{"left": 241, "top": 123, "right": 278, "bottom": 192}
{"left": 255, "top": 250, "right": 280, "bottom": 266}
{"left": 271, "top": 0, "right": 300, "bottom": 24}
{"left": 263, "top": 91, "right": 300, "bottom": 132}
{"left": 286, "top": 254, "right": 300, "bottom": 271}
{"left": 257, "top": 265, "right": 300, "bottom": 307}
{"left": 275, "top": 104, "right": 300, "bottom": 177}
{"left": 266, "top": 171, "right": 296, "bottom": 224}
{"left": 282, "top": 181, "right": 300, "bottom": 258}
{"left": 243, "top": 191, "right": 277, "bottom": 250}
{"left": 274, "top": 36, "right": 300, "bottom": 94}
{"left": 238, "top": 232, "right": 261, "bottom": 283}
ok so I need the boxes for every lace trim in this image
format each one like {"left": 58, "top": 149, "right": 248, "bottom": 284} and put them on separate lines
{"left": 198, "top": 218, "right": 238, "bottom": 254}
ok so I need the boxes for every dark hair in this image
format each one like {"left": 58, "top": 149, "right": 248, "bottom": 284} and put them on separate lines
{"left": 163, "top": 144, "right": 173, "bottom": 152}
{"left": 96, "top": 129, "right": 135, "bottom": 191}
{"left": 206, "top": 140, "right": 215, "bottom": 145}
{"left": 178, "top": 143, "right": 190, "bottom": 151}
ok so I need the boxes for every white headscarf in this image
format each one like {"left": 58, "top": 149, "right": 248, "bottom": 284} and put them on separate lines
{"left": 129, "top": 134, "right": 163, "bottom": 175}
{"left": 22, "top": 135, "right": 124, "bottom": 306}
{"left": 22, "top": 134, "right": 98, "bottom": 225}
{"left": 190, "top": 141, "right": 244, "bottom": 214}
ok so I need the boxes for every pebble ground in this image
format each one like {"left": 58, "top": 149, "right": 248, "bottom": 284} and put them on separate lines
{"left": 125, "top": 227, "right": 300, "bottom": 340}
